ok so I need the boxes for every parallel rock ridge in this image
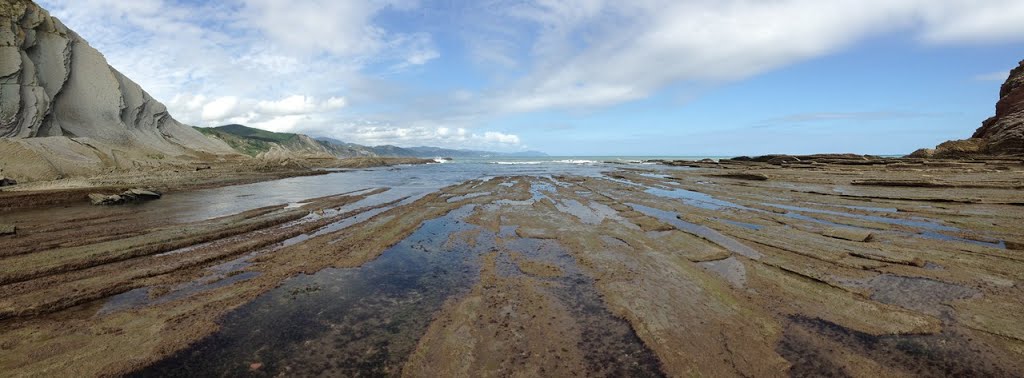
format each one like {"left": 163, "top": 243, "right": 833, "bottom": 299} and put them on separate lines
{"left": 0, "top": 0, "right": 233, "bottom": 181}
{"left": 922, "top": 59, "right": 1024, "bottom": 157}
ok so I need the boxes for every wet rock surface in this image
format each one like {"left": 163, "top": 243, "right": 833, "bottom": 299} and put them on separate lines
{"left": 0, "top": 160, "right": 1023, "bottom": 376}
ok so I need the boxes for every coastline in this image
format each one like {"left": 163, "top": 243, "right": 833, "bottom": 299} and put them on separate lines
{"left": 0, "top": 156, "right": 1021, "bottom": 376}
{"left": 0, "top": 157, "right": 434, "bottom": 211}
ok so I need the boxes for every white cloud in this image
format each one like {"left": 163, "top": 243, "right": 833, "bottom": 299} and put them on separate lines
{"left": 201, "top": 96, "right": 241, "bottom": 121}
{"left": 974, "top": 70, "right": 1011, "bottom": 81}
{"left": 476, "top": 0, "right": 1024, "bottom": 112}
{"left": 35, "top": 0, "right": 1024, "bottom": 150}
{"left": 483, "top": 131, "right": 520, "bottom": 144}
{"left": 310, "top": 122, "right": 524, "bottom": 150}
{"left": 37, "top": 0, "right": 436, "bottom": 132}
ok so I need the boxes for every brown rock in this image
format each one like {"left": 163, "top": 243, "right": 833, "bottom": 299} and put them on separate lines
{"left": 822, "top": 227, "right": 873, "bottom": 242}
{"left": 934, "top": 138, "right": 988, "bottom": 158}
{"left": 851, "top": 179, "right": 953, "bottom": 188}
{"left": 926, "top": 59, "right": 1024, "bottom": 156}
{"left": 712, "top": 172, "right": 769, "bottom": 181}
{"left": 767, "top": 155, "right": 800, "bottom": 165}
{"left": 906, "top": 148, "right": 934, "bottom": 158}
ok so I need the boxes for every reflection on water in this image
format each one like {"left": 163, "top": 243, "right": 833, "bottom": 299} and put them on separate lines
{"left": 133, "top": 206, "right": 485, "bottom": 376}
{"left": 2, "top": 160, "right": 619, "bottom": 227}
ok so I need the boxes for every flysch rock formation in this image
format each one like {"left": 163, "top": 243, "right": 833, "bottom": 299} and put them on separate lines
{"left": 0, "top": 0, "right": 235, "bottom": 182}
{"left": 914, "top": 59, "right": 1024, "bottom": 158}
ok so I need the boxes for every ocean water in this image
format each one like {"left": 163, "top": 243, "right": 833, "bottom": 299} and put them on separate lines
{"left": 1, "top": 156, "right": 706, "bottom": 227}
{"left": 447, "top": 155, "right": 729, "bottom": 165}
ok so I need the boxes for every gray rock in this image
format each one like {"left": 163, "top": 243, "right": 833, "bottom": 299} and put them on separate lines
{"left": 127, "top": 188, "right": 161, "bottom": 199}
{"left": 767, "top": 156, "right": 801, "bottom": 165}
{"left": 87, "top": 193, "right": 107, "bottom": 205}
{"left": 1, "top": 0, "right": 235, "bottom": 152}
{"left": 0, "top": 176, "right": 16, "bottom": 186}
{"left": 89, "top": 188, "right": 162, "bottom": 205}
{"left": 0, "top": 223, "right": 15, "bottom": 236}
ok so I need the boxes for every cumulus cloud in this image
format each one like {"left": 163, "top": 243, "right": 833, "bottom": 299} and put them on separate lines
{"left": 169, "top": 94, "right": 350, "bottom": 132}
{"left": 476, "top": 0, "right": 1024, "bottom": 112}
{"left": 309, "top": 122, "right": 524, "bottom": 150}
{"left": 36, "top": 0, "right": 1024, "bottom": 150}
{"left": 38, "top": 0, "right": 440, "bottom": 131}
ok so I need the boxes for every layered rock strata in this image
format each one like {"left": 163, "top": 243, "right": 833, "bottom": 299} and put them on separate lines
{"left": 919, "top": 60, "right": 1024, "bottom": 157}
{"left": 0, "top": 0, "right": 234, "bottom": 181}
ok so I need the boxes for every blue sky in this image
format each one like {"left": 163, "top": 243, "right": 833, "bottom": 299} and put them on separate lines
{"left": 40, "top": 0, "right": 1024, "bottom": 155}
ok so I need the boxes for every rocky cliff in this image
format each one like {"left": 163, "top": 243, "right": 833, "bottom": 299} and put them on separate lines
{"left": 971, "top": 60, "right": 1024, "bottom": 155}
{"left": 0, "top": 0, "right": 235, "bottom": 181}
{"left": 916, "top": 60, "right": 1024, "bottom": 158}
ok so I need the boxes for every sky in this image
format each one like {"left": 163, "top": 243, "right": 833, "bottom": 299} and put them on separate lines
{"left": 39, "top": 0, "right": 1024, "bottom": 156}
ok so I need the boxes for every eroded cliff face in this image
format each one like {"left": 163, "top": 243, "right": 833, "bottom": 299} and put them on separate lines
{"left": 0, "top": 0, "right": 235, "bottom": 181}
{"left": 920, "top": 60, "right": 1024, "bottom": 158}
{"left": 971, "top": 60, "right": 1024, "bottom": 155}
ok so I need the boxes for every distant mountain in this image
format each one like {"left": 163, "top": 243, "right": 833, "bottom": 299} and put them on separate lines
{"left": 402, "top": 146, "right": 548, "bottom": 158}
{"left": 196, "top": 125, "right": 372, "bottom": 158}
{"left": 197, "top": 125, "right": 546, "bottom": 159}
{"left": 314, "top": 137, "right": 547, "bottom": 158}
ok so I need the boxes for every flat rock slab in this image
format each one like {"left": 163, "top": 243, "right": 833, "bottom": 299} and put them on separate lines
{"left": 851, "top": 179, "right": 953, "bottom": 188}
{"left": 822, "top": 227, "right": 874, "bottom": 242}
{"left": 711, "top": 172, "right": 769, "bottom": 181}
{"left": 0, "top": 224, "right": 15, "bottom": 236}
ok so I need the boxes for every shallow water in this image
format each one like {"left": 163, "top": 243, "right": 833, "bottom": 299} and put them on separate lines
{"left": 1, "top": 160, "right": 620, "bottom": 227}
{"left": 133, "top": 205, "right": 486, "bottom": 376}
{"left": 498, "top": 236, "right": 666, "bottom": 376}
{"left": 133, "top": 190, "right": 665, "bottom": 376}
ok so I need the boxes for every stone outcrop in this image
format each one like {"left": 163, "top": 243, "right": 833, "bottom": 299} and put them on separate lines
{"left": 927, "top": 60, "right": 1024, "bottom": 157}
{"left": 972, "top": 60, "right": 1024, "bottom": 155}
{"left": 0, "top": 0, "right": 235, "bottom": 181}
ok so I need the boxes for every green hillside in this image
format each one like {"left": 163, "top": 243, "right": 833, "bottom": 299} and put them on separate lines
{"left": 196, "top": 124, "right": 317, "bottom": 156}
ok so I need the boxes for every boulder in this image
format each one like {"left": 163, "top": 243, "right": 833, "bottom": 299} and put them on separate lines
{"left": 934, "top": 138, "right": 988, "bottom": 158}
{"left": 906, "top": 148, "right": 934, "bottom": 158}
{"left": 89, "top": 188, "right": 162, "bottom": 205}
{"left": 127, "top": 188, "right": 162, "bottom": 199}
